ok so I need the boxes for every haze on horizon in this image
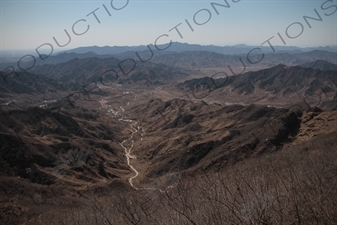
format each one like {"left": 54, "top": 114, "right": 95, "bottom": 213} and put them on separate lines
{"left": 1, "top": 0, "right": 336, "bottom": 54}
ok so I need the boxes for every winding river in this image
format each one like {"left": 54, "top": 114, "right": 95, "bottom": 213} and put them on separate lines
{"left": 119, "top": 122, "right": 142, "bottom": 189}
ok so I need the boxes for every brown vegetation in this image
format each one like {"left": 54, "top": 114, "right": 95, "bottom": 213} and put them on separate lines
{"left": 15, "top": 136, "right": 336, "bottom": 225}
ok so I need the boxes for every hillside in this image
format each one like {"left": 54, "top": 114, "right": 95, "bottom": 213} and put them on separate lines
{"left": 0, "top": 71, "right": 71, "bottom": 95}
{"left": 30, "top": 57, "right": 190, "bottom": 86}
{"left": 178, "top": 64, "right": 337, "bottom": 109}
{"left": 300, "top": 59, "right": 337, "bottom": 71}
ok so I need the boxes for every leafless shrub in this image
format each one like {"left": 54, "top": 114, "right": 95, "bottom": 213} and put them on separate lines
{"left": 37, "top": 142, "right": 337, "bottom": 224}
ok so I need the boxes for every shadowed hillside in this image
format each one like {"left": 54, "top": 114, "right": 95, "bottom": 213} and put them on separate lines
{"left": 300, "top": 59, "right": 337, "bottom": 71}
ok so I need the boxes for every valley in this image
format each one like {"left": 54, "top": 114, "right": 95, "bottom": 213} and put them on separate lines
{"left": 1, "top": 44, "right": 337, "bottom": 224}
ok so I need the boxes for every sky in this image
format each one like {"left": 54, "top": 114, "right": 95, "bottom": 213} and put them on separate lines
{"left": 0, "top": 0, "right": 337, "bottom": 54}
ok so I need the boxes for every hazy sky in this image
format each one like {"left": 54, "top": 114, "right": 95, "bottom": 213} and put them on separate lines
{"left": 1, "top": 0, "right": 336, "bottom": 52}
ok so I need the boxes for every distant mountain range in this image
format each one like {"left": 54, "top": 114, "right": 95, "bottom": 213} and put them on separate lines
{"left": 29, "top": 56, "right": 190, "bottom": 86}
{"left": 2, "top": 43, "right": 337, "bottom": 71}
{"left": 3, "top": 55, "right": 336, "bottom": 97}
{"left": 63, "top": 42, "right": 337, "bottom": 55}
{"left": 146, "top": 50, "right": 337, "bottom": 69}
